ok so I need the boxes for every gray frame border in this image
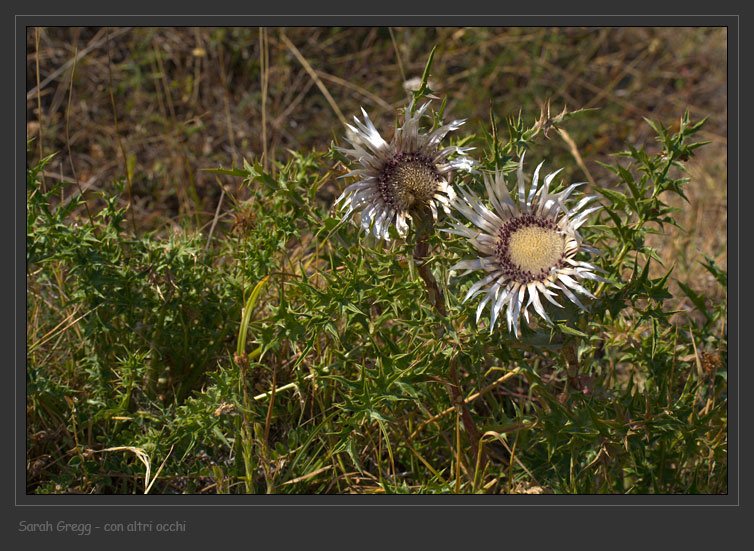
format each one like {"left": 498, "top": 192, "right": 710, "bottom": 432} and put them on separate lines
{"left": 9, "top": 7, "right": 741, "bottom": 544}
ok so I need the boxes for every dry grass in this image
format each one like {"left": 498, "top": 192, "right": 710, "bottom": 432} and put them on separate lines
{"left": 26, "top": 26, "right": 726, "bottom": 291}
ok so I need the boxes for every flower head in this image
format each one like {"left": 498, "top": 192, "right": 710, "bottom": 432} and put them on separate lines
{"left": 334, "top": 100, "right": 475, "bottom": 241}
{"left": 446, "top": 154, "right": 607, "bottom": 337}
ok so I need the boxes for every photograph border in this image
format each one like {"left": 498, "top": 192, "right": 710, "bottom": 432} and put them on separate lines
{"left": 8, "top": 6, "right": 742, "bottom": 544}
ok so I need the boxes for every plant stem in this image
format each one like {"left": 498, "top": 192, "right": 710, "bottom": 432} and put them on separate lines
{"left": 413, "top": 224, "right": 446, "bottom": 317}
{"left": 412, "top": 206, "right": 487, "bottom": 470}
{"left": 448, "top": 361, "right": 485, "bottom": 467}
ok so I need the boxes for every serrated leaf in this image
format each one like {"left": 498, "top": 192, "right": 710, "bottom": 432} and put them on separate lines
{"left": 676, "top": 280, "right": 711, "bottom": 322}
{"left": 237, "top": 275, "right": 270, "bottom": 357}
{"left": 202, "top": 166, "right": 248, "bottom": 178}
{"left": 700, "top": 255, "right": 727, "bottom": 289}
{"left": 557, "top": 323, "right": 588, "bottom": 338}
{"left": 596, "top": 187, "right": 628, "bottom": 208}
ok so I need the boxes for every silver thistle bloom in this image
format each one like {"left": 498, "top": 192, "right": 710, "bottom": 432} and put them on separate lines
{"left": 446, "top": 153, "right": 608, "bottom": 337}
{"left": 334, "top": 100, "right": 476, "bottom": 241}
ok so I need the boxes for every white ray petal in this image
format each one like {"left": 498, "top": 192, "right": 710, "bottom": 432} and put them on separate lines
{"left": 452, "top": 191, "right": 499, "bottom": 234}
{"left": 536, "top": 281, "right": 563, "bottom": 308}
{"left": 511, "top": 285, "right": 526, "bottom": 337}
{"left": 555, "top": 182, "right": 586, "bottom": 204}
{"left": 571, "top": 205, "right": 603, "bottom": 229}
{"left": 460, "top": 185, "right": 505, "bottom": 230}
{"left": 476, "top": 289, "right": 496, "bottom": 325}
{"left": 528, "top": 285, "right": 553, "bottom": 325}
{"left": 444, "top": 157, "right": 476, "bottom": 173}
{"left": 543, "top": 168, "right": 565, "bottom": 192}
{"left": 490, "top": 284, "right": 513, "bottom": 333}
{"left": 566, "top": 258, "right": 606, "bottom": 272}
{"left": 351, "top": 112, "right": 387, "bottom": 152}
{"left": 570, "top": 195, "right": 597, "bottom": 215}
{"left": 429, "top": 201, "right": 438, "bottom": 222}
{"left": 580, "top": 245, "right": 603, "bottom": 256}
{"left": 558, "top": 273, "right": 596, "bottom": 298}
{"left": 373, "top": 207, "right": 390, "bottom": 239}
{"left": 361, "top": 202, "right": 379, "bottom": 228}
{"left": 443, "top": 223, "right": 479, "bottom": 240}
{"left": 505, "top": 284, "right": 520, "bottom": 334}
{"left": 449, "top": 258, "right": 484, "bottom": 276}
{"left": 557, "top": 282, "right": 588, "bottom": 311}
{"left": 395, "top": 211, "right": 408, "bottom": 237}
{"left": 426, "top": 119, "right": 465, "bottom": 149}
{"left": 484, "top": 173, "right": 506, "bottom": 218}
{"left": 572, "top": 270, "right": 612, "bottom": 284}
{"left": 522, "top": 289, "right": 532, "bottom": 325}
{"left": 490, "top": 171, "right": 516, "bottom": 213}
{"left": 528, "top": 161, "right": 545, "bottom": 208}
{"left": 464, "top": 272, "right": 499, "bottom": 303}
{"left": 516, "top": 153, "right": 527, "bottom": 207}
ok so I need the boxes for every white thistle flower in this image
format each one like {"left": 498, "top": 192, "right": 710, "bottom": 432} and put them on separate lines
{"left": 446, "top": 153, "right": 608, "bottom": 337}
{"left": 334, "top": 100, "right": 476, "bottom": 241}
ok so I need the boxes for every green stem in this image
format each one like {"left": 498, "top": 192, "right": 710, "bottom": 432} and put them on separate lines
{"left": 412, "top": 206, "right": 486, "bottom": 471}
{"left": 413, "top": 211, "right": 447, "bottom": 317}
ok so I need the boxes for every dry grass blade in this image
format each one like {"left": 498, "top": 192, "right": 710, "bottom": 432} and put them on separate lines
{"left": 315, "top": 71, "right": 394, "bottom": 112}
{"left": 558, "top": 127, "right": 597, "bottom": 189}
{"left": 217, "top": 41, "right": 238, "bottom": 166}
{"left": 259, "top": 28, "right": 269, "bottom": 169}
{"left": 481, "top": 430, "right": 539, "bottom": 487}
{"left": 279, "top": 32, "right": 348, "bottom": 128}
{"left": 280, "top": 465, "right": 333, "bottom": 486}
{"left": 89, "top": 445, "right": 174, "bottom": 494}
{"left": 26, "top": 27, "right": 132, "bottom": 100}
{"left": 105, "top": 29, "right": 136, "bottom": 233}
{"left": 409, "top": 367, "right": 522, "bottom": 441}
{"left": 146, "top": 445, "right": 174, "bottom": 494}
{"left": 28, "top": 304, "right": 101, "bottom": 354}
{"left": 205, "top": 178, "right": 226, "bottom": 252}
{"left": 34, "top": 28, "right": 45, "bottom": 191}
{"left": 388, "top": 27, "right": 407, "bottom": 84}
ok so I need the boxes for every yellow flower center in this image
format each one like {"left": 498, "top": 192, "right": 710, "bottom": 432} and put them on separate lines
{"left": 507, "top": 224, "right": 565, "bottom": 275}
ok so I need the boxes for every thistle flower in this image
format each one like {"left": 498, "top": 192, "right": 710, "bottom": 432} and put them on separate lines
{"left": 447, "top": 154, "right": 607, "bottom": 337}
{"left": 334, "top": 100, "right": 476, "bottom": 241}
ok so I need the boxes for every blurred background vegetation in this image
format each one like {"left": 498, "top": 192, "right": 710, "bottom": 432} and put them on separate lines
{"left": 26, "top": 26, "right": 727, "bottom": 494}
